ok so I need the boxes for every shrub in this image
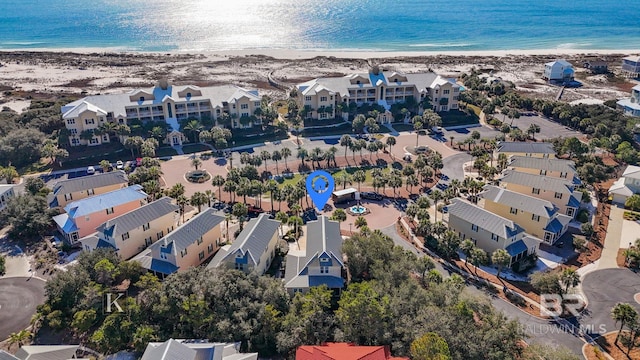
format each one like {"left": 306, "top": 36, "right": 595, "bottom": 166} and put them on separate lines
{"left": 0, "top": 254, "right": 5, "bottom": 275}
{"left": 576, "top": 209, "right": 589, "bottom": 223}
{"left": 625, "top": 194, "right": 640, "bottom": 211}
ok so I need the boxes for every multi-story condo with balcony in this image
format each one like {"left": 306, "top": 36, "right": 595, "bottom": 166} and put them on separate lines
{"left": 499, "top": 170, "right": 580, "bottom": 218}
{"left": 617, "top": 84, "right": 640, "bottom": 117}
{"left": 479, "top": 185, "right": 572, "bottom": 245}
{"left": 60, "top": 81, "right": 262, "bottom": 147}
{"left": 445, "top": 198, "right": 541, "bottom": 266}
{"left": 48, "top": 170, "right": 129, "bottom": 208}
{"left": 621, "top": 55, "right": 640, "bottom": 78}
{"left": 295, "top": 69, "right": 461, "bottom": 122}
{"left": 80, "top": 197, "right": 179, "bottom": 260}
{"left": 133, "top": 208, "right": 225, "bottom": 278}
{"left": 52, "top": 185, "right": 147, "bottom": 244}
{"left": 506, "top": 156, "right": 580, "bottom": 185}
{"left": 207, "top": 213, "right": 280, "bottom": 275}
{"left": 284, "top": 216, "right": 345, "bottom": 295}
{"left": 494, "top": 141, "right": 556, "bottom": 160}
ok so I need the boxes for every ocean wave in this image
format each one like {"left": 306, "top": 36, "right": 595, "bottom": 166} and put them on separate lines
{"left": 0, "top": 41, "right": 46, "bottom": 46}
{"left": 556, "top": 42, "right": 593, "bottom": 49}
{"left": 408, "top": 43, "right": 473, "bottom": 48}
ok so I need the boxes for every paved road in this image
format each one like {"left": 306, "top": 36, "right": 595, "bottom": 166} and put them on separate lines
{"left": 0, "top": 277, "right": 46, "bottom": 340}
{"left": 581, "top": 268, "right": 640, "bottom": 338}
{"left": 441, "top": 152, "right": 472, "bottom": 181}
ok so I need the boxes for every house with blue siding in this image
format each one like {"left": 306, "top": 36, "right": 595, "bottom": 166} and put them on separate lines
{"left": 617, "top": 84, "right": 640, "bottom": 117}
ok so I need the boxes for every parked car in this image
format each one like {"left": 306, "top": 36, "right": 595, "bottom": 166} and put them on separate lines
{"left": 361, "top": 191, "right": 383, "bottom": 201}
{"left": 403, "top": 153, "right": 412, "bottom": 162}
{"left": 86, "top": 166, "right": 96, "bottom": 175}
{"left": 116, "top": 160, "right": 124, "bottom": 170}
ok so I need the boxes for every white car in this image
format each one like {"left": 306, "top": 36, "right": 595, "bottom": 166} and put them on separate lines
{"left": 86, "top": 166, "right": 96, "bottom": 175}
{"left": 116, "top": 160, "right": 124, "bottom": 170}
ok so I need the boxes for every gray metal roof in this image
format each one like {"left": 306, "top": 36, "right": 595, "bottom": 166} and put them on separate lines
{"left": 500, "top": 170, "right": 574, "bottom": 194}
{"left": 14, "top": 345, "right": 79, "bottom": 360}
{"left": 480, "top": 185, "right": 557, "bottom": 218}
{"left": 496, "top": 141, "right": 555, "bottom": 154}
{"left": 52, "top": 171, "right": 128, "bottom": 195}
{"left": 508, "top": 156, "right": 575, "bottom": 173}
{"left": 96, "top": 197, "right": 178, "bottom": 238}
{"left": 150, "top": 208, "right": 224, "bottom": 254}
{"left": 306, "top": 216, "right": 343, "bottom": 265}
{"left": 141, "top": 339, "right": 196, "bottom": 360}
{"left": 207, "top": 213, "right": 280, "bottom": 268}
{"left": 447, "top": 198, "right": 524, "bottom": 239}
{"left": 0, "top": 351, "right": 19, "bottom": 360}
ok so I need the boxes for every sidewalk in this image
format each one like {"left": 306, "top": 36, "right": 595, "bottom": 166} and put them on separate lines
{"left": 597, "top": 206, "right": 624, "bottom": 270}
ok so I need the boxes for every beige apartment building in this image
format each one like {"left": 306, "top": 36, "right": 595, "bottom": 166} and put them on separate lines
{"left": 507, "top": 156, "right": 579, "bottom": 184}
{"left": 49, "top": 171, "right": 129, "bottom": 208}
{"left": 133, "top": 208, "right": 225, "bottom": 277}
{"left": 494, "top": 141, "right": 556, "bottom": 160}
{"left": 207, "top": 213, "right": 281, "bottom": 275}
{"left": 296, "top": 70, "right": 460, "bottom": 122}
{"left": 80, "top": 197, "right": 179, "bottom": 260}
{"left": 445, "top": 199, "right": 540, "bottom": 266}
{"left": 499, "top": 170, "right": 580, "bottom": 218}
{"left": 60, "top": 81, "right": 262, "bottom": 147}
{"left": 479, "top": 185, "right": 572, "bottom": 245}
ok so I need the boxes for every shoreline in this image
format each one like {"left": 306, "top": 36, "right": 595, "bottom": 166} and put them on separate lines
{"left": 1, "top": 47, "right": 639, "bottom": 59}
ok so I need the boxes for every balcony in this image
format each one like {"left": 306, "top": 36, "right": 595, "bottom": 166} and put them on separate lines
{"left": 139, "top": 111, "right": 151, "bottom": 117}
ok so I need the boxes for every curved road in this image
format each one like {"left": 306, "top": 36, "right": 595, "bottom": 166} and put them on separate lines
{"left": 0, "top": 277, "right": 46, "bottom": 340}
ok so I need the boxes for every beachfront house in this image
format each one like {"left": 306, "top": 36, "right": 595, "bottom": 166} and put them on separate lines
{"left": 622, "top": 55, "right": 640, "bottom": 78}
{"left": 542, "top": 59, "right": 574, "bottom": 82}
{"left": 141, "top": 339, "right": 257, "bottom": 360}
{"left": 52, "top": 185, "right": 147, "bottom": 244}
{"left": 284, "top": 216, "right": 345, "bottom": 295}
{"left": 60, "top": 80, "right": 262, "bottom": 147}
{"left": 582, "top": 59, "right": 608, "bottom": 74}
{"left": 80, "top": 197, "right": 179, "bottom": 259}
{"left": 295, "top": 69, "right": 460, "bottom": 122}
{"left": 498, "top": 170, "right": 580, "bottom": 218}
{"left": 479, "top": 185, "right": 572, "bottom": 245}
{"left": 133, "top": 208, "right": 225, "bottom": 277}
{"left": 444, "top": 198, "right": 540, "bottom": 266}
{"left": 48, "top": 170, "right": 129, "bottom": 208}
{"left": 0, "top": 184, "right": 15, "bottom": 211}
{"left": 296, "top": 342, "right": 408, "bottom": 360}
{"left": 207, "top": 213, "right": 280, "bottom": 275}
{"left": 507, "top": 156, "right": 580, "bottom": 185}
{"left": 608, "top": 165, "right": 640, "bottom": 205}
{"left": 616, "top": 84, "right": 640, "bottom": 117}
{"left": 494, "top": 141, "right": 556, "bottom": 160}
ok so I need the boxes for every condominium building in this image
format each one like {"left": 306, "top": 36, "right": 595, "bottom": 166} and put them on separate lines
{"left": 621, "top": 55, "right": 640, "bottom": 78}
{"left": 507, "top": 156, "right": 580, "bottom": 185}
{"left": 48, "top": 170, "right": 129, "bottom": 208}
{"left": 60, "top": 81, "right": 262, "bottom": 147}
{"left": 295, "top": 70, "right": 460, "bottom": 121}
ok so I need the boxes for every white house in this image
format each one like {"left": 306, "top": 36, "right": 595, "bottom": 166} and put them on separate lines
{"left": 141, "top": 339, "right": 257, "bottom": 360}
{"left": 543, "top": 60, "right": 574, "bottom": 82}
{"left": 609, "top": 165, "right": 640, "bottom": 204}
{"left": 0, "top": 184, "right": 15, "bottom": 211}
{"left": 617, "top": 84, "right": 640, "bottom": 117}
{"left": 622, "top": 55, "right": 640, "bottom": 78}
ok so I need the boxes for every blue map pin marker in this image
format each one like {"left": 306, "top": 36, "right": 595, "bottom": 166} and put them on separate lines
{"left": 306, "top": 170, "right": 334, "bottom": 212}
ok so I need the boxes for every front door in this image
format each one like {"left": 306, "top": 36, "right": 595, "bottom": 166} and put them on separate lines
{"left": 167, "top": 104, "right": 173, "bottom": 118}
{"left": 172, "top": 136, "right": 179, "bottom": 145}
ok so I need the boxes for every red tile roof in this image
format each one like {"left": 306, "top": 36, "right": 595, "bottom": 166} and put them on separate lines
{"left": 296, "top": 343, "right": 408, "bottom": 360}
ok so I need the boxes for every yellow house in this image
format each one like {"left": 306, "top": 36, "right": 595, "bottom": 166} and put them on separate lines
{"left": 444, "top": 198, "right": 541, "bottom": 266}
{"left": 494, "top": 141, "right": 556, "bottom": 160}
{"left": 499, "top": 170, "right": 580, "bottom": 218}
{"left": 479, "top": 185, "right": 572, "bottom": 245}
{"left": 133, "top": 208, "right": 225, "bottom": 278}
{"left": 80, "top": 197, "right": 179, "bottom": 260}
{"left": 207, "top": 213, "right": 281, "bottom": 275}
{"left": 49, "top": 170, "right": 129, "bottom": 208}
{"left": 507, "top": 156, "right": 579, "bottom": 184}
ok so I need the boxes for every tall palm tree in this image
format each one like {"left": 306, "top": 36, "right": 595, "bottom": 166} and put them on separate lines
{"left": 612, "top": 303, "right": 638, "bottom": 345}
{"left": 430, "top": 189, "right": 443, "bottom": 222}
{"left": 8, "top": 330, "right": 31, "bottom": 350}
{"left": 265, "top": 179, "right": 278, "bottom": 213}
{"left": 260, "top": 150, "right": 271, "bottom": 172}
{"left": 340, "top": 134, "right": 352, "bottom": 161}
{"left": 281, "top": 147, "right": 292, "bottom": 171}
{"left": 191, "top": 157, "right": 202, "bottom": 170}
{"left": 204, "top": 189, "right": 215, "bottom": 208}
{"left": 460, "top": 239, "right": 475, "bottom": 271}
{"left": 310, "top": 147, "right": 324, "bottom": 170}
{"left": 491, "top": 249, "right": 511, "bottom": 280}
{"left": 223, "top": 180, "right": 237, "bottom": 203}
{"left": 212, "top": 175, "right": 225, "bottom": 202}
{"left": 385, "top": 136, "right": 396, "bottom": 154}
{"left": 413, "top": 120, "right": 423, "bottom": 147}
{"left": 336, "top": 172, "right": 352, "bottom": 190}
{"left": 183, "top": 120, "right": 203, "bottom": 142}
{"left": 275, "top": 211, "right": 289, "bottom": 236}
{"left": 271, "top": 150, "right": 282, "bottom": 174}
{"left": 352, "top": 170, "right": 366, "bottom": 192}
{"left": 176, "top": 195, "right": 188, "bottom": 223}
{"left": 190, "top": 192, "right": 208, "bottom": 213}
{"left": 297, "top": 148, "right": 308, "bottom": 165}
{"left": 325, "top": 146, "right": 338, "bottom": 168}
{"left": 560, "top": 268, "right": 580, "bottom": 295}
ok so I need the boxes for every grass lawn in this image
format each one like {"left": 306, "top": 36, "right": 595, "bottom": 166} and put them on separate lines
{"left": 301, "top": 123, "right": 354, "bottom": 137}
{"left": 275, "top": 163, "right": 392, "bottom": 189}
{"left": 182, "top": 143, "right": 211, "bottom": 154}
{"left": 231, "top": 131, "right": 288, "bottom": 147}
{"left": 304, "top": 117, "right": 345, "bottom": 127}
{"left": 391, "top": 123, "right": 414, "bottom": 132}
{"left": 370, "top": 126, "right": 392, "bottom": 134}
{"left": 61, "top": 148, "right": 130, "bottom": 169}
{"left": 156, "top": 147, "right": 179, "bottom": 158}
{"left": 440, "top": 109, "right": 480, "bottom": 127}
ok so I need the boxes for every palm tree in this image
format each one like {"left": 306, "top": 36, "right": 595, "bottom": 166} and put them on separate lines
{"left": 190, "top": 192, "right": 208, "bottom": 213}
{"left": 430, "top": 189, "right": 443, "bottom": 222}
{"left": 491, "top": 249, "right": 511, "bottom": 280}
{"left": 223, "top": 180, "right": 237, "bottom": 203}
{"left": 204, "top": 189, "right": 215, "bottom": 208}
{"left": 349, "top": 140, "right": 361, "bottom": 162}
{"left": 352, "top": 170, "right": 366, "bottom": 192}
{"left": 336, "top": 172, "right": 352, "bottom": 190}
{"left": 325, "top": 146, "right": 338, "bottom": 168}
{"left": 340, "top": 135, "right": 352, "bottom": 161}
{"left": 366, "top": 141, "right": 378, "bottom": 161}
{"left": 260, "top": 150, "right": 271, "bottom": 172}
{"left": 212, "top": 175, "right": 225, "bottom": 202}
{"left": 310, "top": 147, "right": 324, "bottom": 169}
{"left": 275, "top": 211, "right": 288, "bottom": 236}
{"left": 191, "top": 157, "right": 202, "bottom": 170}
{"left": 297, "top": 148, "right": 308, "bottom": 165}
{"left": 528, "top": 123, "right": 541, "bottom": 140}
{"left": 236, "top": 178, "right": 252, "bottom": 204}
{"left": 388, "top": 171, "right": 403, "bottom": 198}
{"left": 560, "top": 268, "right": 580, "bottom": 295}
{"left": 8, "top": 329, "right": 31, "bottom": 350}
{"left": 265, "top": 179, "right": 278, "bottom": 213}
{"left": 385, "top": 136, "right": 396, "bottom": 154}
{"left": 232, "top": 202, "right": 249, "bottom": 231}
{"left": 183, "top": 120, "right": 203, "bottom": 142}
{"left": 331, "top": 208, "right": 347, "bottom": 223}
{"left": 271, "top": 150, "right": 282, "bottom": 174}
{"left": 612, "top": 303, "right": 638, "bottom": 345}
{"left": 281, "top": 147, "right": 292, "bottom": 171}
{"left": 176, "top": 195, "right": 188, "bottom": 223}
{"left": 406, "top": 174, "right": 419, "bottom": 193}
{"left": 460, "top": 239, "right": 475, "bottom": 270}
{"left": 355, "top": 216, "right": 367, "bottom": 228}
{"left": 413, "top": 121, "right": 423, "bottom": 147}
{"left": 470, "top": 248, "right": 488, "bottom": 276}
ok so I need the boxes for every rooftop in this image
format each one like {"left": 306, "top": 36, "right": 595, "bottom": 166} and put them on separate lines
{"left": 496, "top": 141, "right": 556, "bottom": 155}
{"left": 96, "top": 196, "right": 178, "bottom": 239}
{"left": 500, "top": 170, "right": 574, "bottom": 194}
{"left": 447, "top": 198, "right": 524, "bottom": 239}
{"left": 480, "top": 185, "right": 557, "bottom": 218}
{"left": 51, "top": 171, "right": 128, "bottom": 196}
{"left": 296, "top": 342, "right": 407, "bottom": 360}
{"left": 508, "top": 156, "right": 575, "bottom": 173}
{"left": 150, "top": 208, "right": 225, "bottom": 254}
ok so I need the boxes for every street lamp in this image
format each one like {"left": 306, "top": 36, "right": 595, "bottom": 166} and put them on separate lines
{"left": 349, "top": 223, "right": 353, "bottom": 235}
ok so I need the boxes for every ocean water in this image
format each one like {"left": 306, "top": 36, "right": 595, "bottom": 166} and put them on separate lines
{"left": 0, "top": 0, "right": 639, "bottom": 52}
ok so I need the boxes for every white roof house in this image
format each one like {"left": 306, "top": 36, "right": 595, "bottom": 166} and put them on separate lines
{"left": 12, "top": 345, "right": 84, "bottom": 360}
{"left": 141, "top": 339, "right": 257, "bottom": 360}
{"left": 609, "top": 165, "right": 640, "bottom": 204}
{"left": 0, "top": 184, "right": 16, "bottom": 211}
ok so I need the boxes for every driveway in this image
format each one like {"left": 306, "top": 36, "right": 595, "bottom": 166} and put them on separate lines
{"left": 581, "top": 268, "right": 640, "bottom": 339}
{"left": 441, "top": 152, "right": 472, "bottom": 181}
{"left": 0, "top": 277, "right": 46, "bottom": 340}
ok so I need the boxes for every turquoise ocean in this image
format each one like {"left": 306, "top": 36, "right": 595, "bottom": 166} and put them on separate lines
{"left": 1, "top": 0, "right": 639, "bottom": 52}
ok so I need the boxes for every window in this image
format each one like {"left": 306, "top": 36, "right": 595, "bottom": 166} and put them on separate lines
{"left": 232, "top": 104, "right": 236, "bottom": 109}
{"left": 471, "top": 224, "right": 478, "bottom": 232}
{"left": 143, "top": 223, "right": 150, "bottom": 231}
{"left": 64, "top": 193, "right": 73, "bottom": 201}
{"left": 66, "top": 119, "right": 75, "bottom": 125}
{"left": 543, "top": 154, "right": 550, "bottom": 159}
{"left": 532, "top": 214, "right": 540, "bottom": 222}
{"left": 106, "top": 207, "right": 114, "bottom": 214}
{"left": 71, "top": 138, "right": 80, "bottom": 145}
{"left": 241, "top": 112, "right": 249, "bottom": 118}
{"left": 102, "top": 135, "right": 109, "bottom": 142}
{"left": 157, "top": 231, "right": 164, "bottom": 239}
{"left": 180, "top": 248, "right": 187, "bottom": 257}
{"left": 235, "top": 263, "right": 244, "bottom": 270}
{"left": 70, "top": 129, "right": 78, "bottom": 135}
{"left": 567, "top": 208, "right": 575, "bottom": 217}
{"left": 510, "top": 207, "right": 518, "bottom": 215}
{"left": 145, "top": 237, "right": 152, "bottom": 246}
{"left": 320, "top": 257, "right": 329, "bottom": 263}
{"left": 85, "top": 118, "right": 95, "bottom": 125}
{"left": 207, "top": 244, "right": 214, "bottom": 254}
{"left": 320, "top": 113, "right": 328, "bottom": 119}
{"left": 526, "top": 153, "right": 532, "bottom": 157}
{"left": 554, "top": 192, "right": 563, "bottom": 199}
{"left": 560, "top": 172, "right": 567, "bottom": 178}
{"left": 240, "top": 103, "right": 248, "bottom": 109}
{"left": 186, "top": 92, "right": 192, "bottom": 98}
{"left": 443, "top": 89, "right": 450, "bottom": 95}
{"left": 139, "top": 96, "right": 145, "bottom": 102}
{"left": 87, "top": 188, "right": 94, "bottom": 195}
{"left": 160, "top": 252, "right": 167, "bottom": 260}
{"left": 254, "top": 101, "right": 260, "bottom": 107}
{"left": 540, "top": 169, "right": 547, "bottom": 175}
{"left": 491, "top": 233, "right": 499, "bottom": 241}
{"left": 320, "top": 266, "right": 329, "bottom": 274}
{"left": 197, "top": 236, "right": 203, "bottom": 245}
{"left": 532, "top": 188, "right": 540, "bottom": 195}
{"left": 440, "top": 105, "right": 448, "bottom": 111}
{"left": 89, "top": 138, "right": 99, "bottom": 144}
{"left": 305, "top": 96, "right": 312, "bottom": 101}
{"left": 121, "top": 232, "right": 129, "bottom": 241}
{"left": 198, "top": 251, "right": 205, "bottom": 261}
{"left": 320, "top": 96, "right": 327, "bottom": 102}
